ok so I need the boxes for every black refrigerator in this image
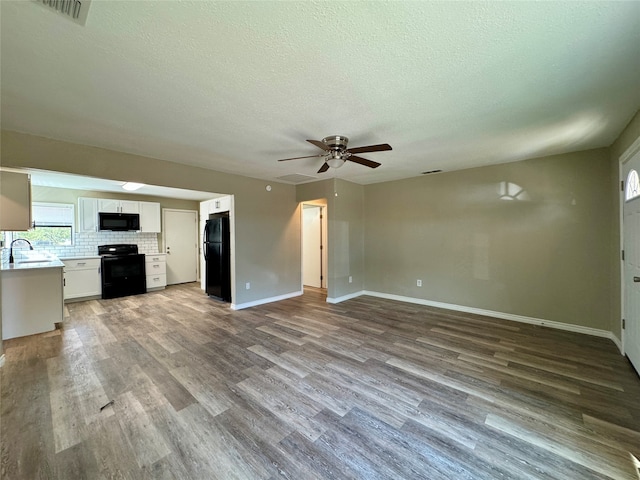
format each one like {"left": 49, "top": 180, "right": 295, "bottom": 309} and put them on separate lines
{"left": 203, "top": 212, "right": 231, "bottom": 301}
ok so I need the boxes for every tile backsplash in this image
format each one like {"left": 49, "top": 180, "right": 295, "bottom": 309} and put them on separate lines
{"left": 2, "top": 231, "right": 159, "bottom": 261}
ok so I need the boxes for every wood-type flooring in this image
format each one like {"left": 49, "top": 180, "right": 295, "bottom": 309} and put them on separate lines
{"left": 1, "top": 283, "right": 639, "bottom": 479}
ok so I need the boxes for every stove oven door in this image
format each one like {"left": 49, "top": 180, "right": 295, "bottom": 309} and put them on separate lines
{"left": 101, "top": 254, "right": 146, "bottom": 299}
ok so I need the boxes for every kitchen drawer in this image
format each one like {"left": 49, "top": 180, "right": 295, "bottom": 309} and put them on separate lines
{"left": 146, "top": 261, "right": 166, "bottom": 275}
{"left": 63, "top": 258, "right": 101, "bottom": 270}
{"left": 146, "top": 254, "right": 166, "bottom": 263}
{"left": 146, "top": 273, "right": 167, "bottom": 290}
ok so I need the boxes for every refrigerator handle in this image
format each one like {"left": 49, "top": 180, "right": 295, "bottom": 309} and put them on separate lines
{"left": 203, "top": 224, "right": 209, "bottom": 261}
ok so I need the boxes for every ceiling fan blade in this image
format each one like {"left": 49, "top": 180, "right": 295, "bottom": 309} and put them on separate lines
{"left": 347, "top": 143, "right": 392, "bottom": 154}
{"left": 317, "top": 162, "right": 330, "bottom": 173}
{"left": 348, "top": 155, "right": 381, "bottom": 169}
{"left": 277, "top": 155, "right": 321, "bottom": 162}
{"left": 307, "top": 139, "right": 330, "bottom": 151}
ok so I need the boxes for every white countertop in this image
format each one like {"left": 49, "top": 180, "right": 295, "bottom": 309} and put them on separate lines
{"left": 1, "top": 252, "right": 65, "bottom": 271}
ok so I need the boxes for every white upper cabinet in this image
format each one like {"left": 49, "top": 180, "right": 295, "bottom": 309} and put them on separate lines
{"left": 120, "top": 200, "right": 139, "bottom": 214}
{"left": 0, "top": 171, "right": 32, "bottom": 231}
{"left": 202, "top": 196, "right": 231, "bottom": 216}
{"left": 97, "top": 198, "right": 119, "bottom": 213}
{"left": 80, "top": 197, "right": 160, "bottom": 232}
{"left": 98, "top": 199, "right": 140, "bottom": 214}
{"left": 78, "top": 197, "right": 98, "bottom": 232}
{"left": 139, "top": 201, "right": 161, "bottom": 233}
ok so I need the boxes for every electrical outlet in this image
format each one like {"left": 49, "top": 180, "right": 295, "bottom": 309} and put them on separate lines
{"left": 417, "top": 279, "right": 422, "bottom": 287}
{"left": 349, "top": 276, "right": 352, "bottom": 283}
{"left": 245, "top": 282, "right": 250, "bottom": 290}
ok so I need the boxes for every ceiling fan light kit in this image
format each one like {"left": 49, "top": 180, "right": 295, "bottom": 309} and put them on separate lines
{"left": 326, "top": 151, "right": 346, "bottom": 169}
{"left": 277, "top": 135, "right": 392, "bottom": 174}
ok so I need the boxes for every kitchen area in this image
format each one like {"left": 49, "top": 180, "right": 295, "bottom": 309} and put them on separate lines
{"left": 0, "top": 169, "right": 227, "bottom": 346}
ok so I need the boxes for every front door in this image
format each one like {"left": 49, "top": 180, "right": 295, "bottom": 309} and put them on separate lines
{"left": 163, "top": 209, "right": 198, "bottom": 285}
{"left": 623, "top": 149, "right": 640, "bottom": 374}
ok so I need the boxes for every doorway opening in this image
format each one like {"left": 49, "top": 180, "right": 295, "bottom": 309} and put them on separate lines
{"left": 302, "top": 202, "right": 327, "bottom": 291}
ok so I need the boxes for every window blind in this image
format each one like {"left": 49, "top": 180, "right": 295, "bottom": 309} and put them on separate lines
{"left": 32, "top": 203, "right": 74, "bottom": 227}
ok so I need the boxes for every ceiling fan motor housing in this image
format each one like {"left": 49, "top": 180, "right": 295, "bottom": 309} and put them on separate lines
{"left": 322, "top": 135, "right": 349, "bottom": 151}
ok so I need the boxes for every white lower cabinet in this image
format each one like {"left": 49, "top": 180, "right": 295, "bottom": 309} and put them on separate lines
{"left": 63, "top": 257, "right": 102, "bottom": 301}
{"left": 2, "top": 265, "right": 63, "bottom": 340}
{"left": 145, "top": 253, "right": 167, "bottom": 291}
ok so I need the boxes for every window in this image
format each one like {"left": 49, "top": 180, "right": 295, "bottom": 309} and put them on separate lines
{"left": 11, "top": 202, "right": 74, "bottom": 246}
{"left": 626, "top": 169, "right": 640, "bottom": 201}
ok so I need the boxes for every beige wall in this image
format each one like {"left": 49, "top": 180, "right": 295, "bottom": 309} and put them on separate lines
{"left": 364, "top": 148, "right": 614, "bottom": 330}
{"left": 609, "top": 111, "right": 640, "bottom": 340}
{"left": 1, "top": 130, "right": 301, "bottom": 306}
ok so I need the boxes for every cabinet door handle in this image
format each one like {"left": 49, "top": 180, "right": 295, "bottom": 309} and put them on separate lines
{"left": 154, "top": 265, "right": 159, "bottom": 268}
{"left": 153, "top": 277, "right": 159, "bottom": 281}
{"left": 77, "top": 262, "right": 86, "bottom": 266}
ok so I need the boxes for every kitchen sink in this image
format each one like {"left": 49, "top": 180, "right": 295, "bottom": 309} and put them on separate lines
{"left": 16, "top": 259, "right": 54, "bottom": 264}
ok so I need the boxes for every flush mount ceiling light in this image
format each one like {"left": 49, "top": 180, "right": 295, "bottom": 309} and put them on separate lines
{"left": 122, "top": 182, "right": 145, "bottom": 191}
{"left": 326, "top": 151, "right": 346, "bottom": 169}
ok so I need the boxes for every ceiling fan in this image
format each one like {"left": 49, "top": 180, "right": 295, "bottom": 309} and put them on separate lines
{"left": 277, "top": 135, "right": 392, "bottom": 173}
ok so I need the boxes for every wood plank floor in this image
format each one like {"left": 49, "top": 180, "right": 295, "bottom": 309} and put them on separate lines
{"left": 2, "top": 283, "right": 639, "bottom": 479}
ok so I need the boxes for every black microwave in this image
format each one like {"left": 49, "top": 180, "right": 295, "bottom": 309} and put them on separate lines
{"left": 98, "top": 212, "right": 140, "bottom": 231}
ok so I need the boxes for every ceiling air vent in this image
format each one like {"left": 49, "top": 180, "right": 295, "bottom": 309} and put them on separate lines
{"left": 422, "top": 170, "right": 443, "bottom": 175}
{"left": 34, "top": 0, "right": 92, "bottom": 26}
{"left": 276, "top": 174, "right": 318, "bottom": 184}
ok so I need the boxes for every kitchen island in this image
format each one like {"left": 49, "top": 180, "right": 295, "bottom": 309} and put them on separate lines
{"left": 1, "top": 255, "right": 64, "bottom": 340}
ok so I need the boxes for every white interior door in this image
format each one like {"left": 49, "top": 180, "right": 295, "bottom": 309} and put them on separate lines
{"left": 623, "top": 150, "right": 640, "bottom": 374}
{"left": 163, "top": 209, "right": 198, "bottom": 285}
{"left": 303, "top": 205, "right": 322, "bottom": 288}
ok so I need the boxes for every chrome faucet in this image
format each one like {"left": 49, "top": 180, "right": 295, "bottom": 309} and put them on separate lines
{"left": 9, "top": 238, "right": 34, "bottom": 264}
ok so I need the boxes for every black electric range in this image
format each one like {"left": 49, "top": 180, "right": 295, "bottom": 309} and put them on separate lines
{"left": 98, "top": 244, "right": 146, "bottom": 299}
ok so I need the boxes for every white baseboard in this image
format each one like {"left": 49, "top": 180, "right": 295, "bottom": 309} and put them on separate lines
{"left": 326, "top": 290, "right": 365, "bottom": 304}
{"left": 609, "top": 333, "right": 623, "bottom": 353}
{"left": 338, "top": 290, "right": 616, "bottom": 343}
{"left": 231, "top": 290, "right": 303, "bottom": 310}
{"left": 242, "top": 287, "right": 621, "bottom": 350}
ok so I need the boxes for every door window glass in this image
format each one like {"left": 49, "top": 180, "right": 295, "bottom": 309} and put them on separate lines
{"left": 625, "top": 169, "right": 640, "bottom": 201}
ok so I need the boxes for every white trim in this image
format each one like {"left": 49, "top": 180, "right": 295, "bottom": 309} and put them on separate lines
{"left": 231, "top": 290, "right": 303, "bottom": 310}
{"left": 300, "top": 201, "right": 329, "bottom": 292}
{"left": 161, "top": 208, "right": 199, "bottom": 286}
{"left": 620, "top": 135, "right": 640, "bottom": 164}
{"left": 620, "top": 156, "right": 626, "bottom": 355}
{"left": 326, "top": 290, "right": 365, "bottom": 304}
{"left": 610, "top": 333, "right": 623, "bottom": 353}
{"left": 619, "top": 136, "right": 640, "bottom": 356}
{"left": 0, "top": 354, "right": 5, "bottom": 368}
{"left": 359, "top": 290, "right": 615, "bottom": 341}
{"left": 235, "top": 287, "right": 623, "bottom": 348}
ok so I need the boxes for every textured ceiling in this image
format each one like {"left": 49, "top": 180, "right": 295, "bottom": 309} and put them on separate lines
{"left": 2, "top": 1, "right": 639, "bottom": 186}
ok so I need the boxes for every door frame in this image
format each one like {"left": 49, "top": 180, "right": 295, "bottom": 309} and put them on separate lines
{"left": 619, "top": 135, "right": 640, "bottom": 356}
{"left": 161, "top": 208, "right": 199, "bottom": 285}
{"left": 301, "top": 201, "right": 328, "bottom": 290}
